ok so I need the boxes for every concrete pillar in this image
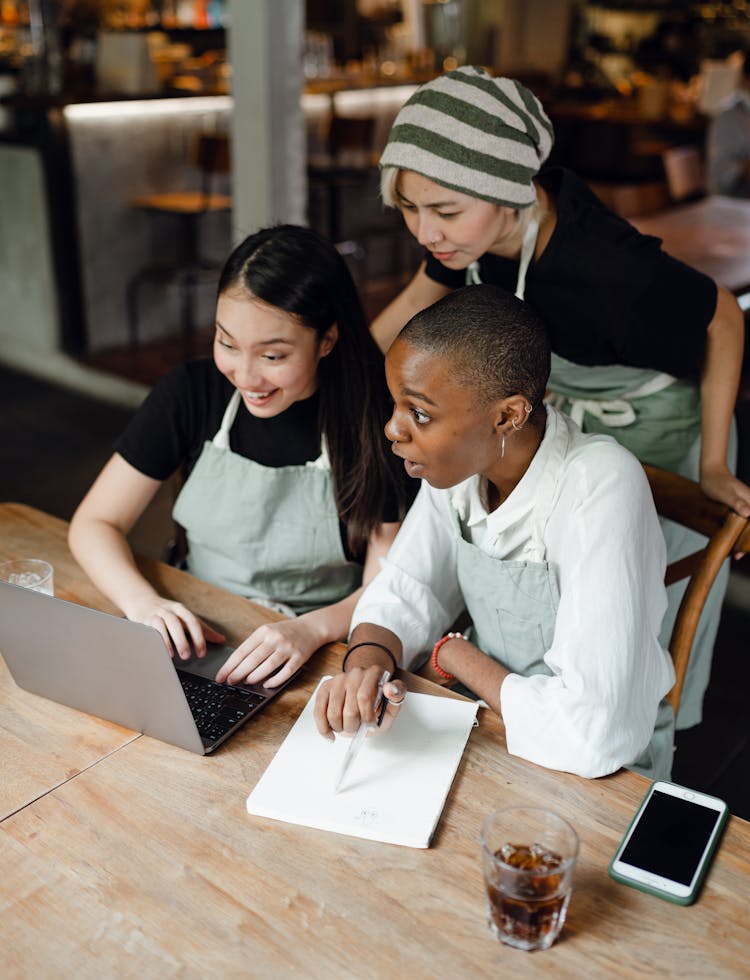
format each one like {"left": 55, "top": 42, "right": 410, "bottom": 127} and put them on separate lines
{"left": 227, "top": 0, "right": 306, "bottom": 240}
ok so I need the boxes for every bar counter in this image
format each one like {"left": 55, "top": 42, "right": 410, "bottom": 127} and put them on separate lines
{"left": 0, "top": 78, "right": 420, "bottom": 372}
{"left": 0, "top": 89, "right": 232, "bottom": 360}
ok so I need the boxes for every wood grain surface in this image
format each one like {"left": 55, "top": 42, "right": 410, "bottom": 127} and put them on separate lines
{"left": 1, "top": 503, "right": 749, "bottom": 978}
{"left": 0, "top": 504, "right": 139, "bottom": 821}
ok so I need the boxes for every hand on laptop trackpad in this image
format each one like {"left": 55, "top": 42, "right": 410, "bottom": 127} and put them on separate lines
{"left": 178, "top": 640, "right": 236, "bottom": 680}
{"left": 177, "top": 640, "right": 295, "bottom": 691}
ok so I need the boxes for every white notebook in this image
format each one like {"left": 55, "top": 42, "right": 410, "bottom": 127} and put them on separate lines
{"left": 247, "top": 678, "right": 479, "bottom": 848}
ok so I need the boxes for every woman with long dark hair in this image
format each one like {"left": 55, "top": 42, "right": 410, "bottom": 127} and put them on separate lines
{"left": 69, "top": 225, "right": 413, "bottom": 688}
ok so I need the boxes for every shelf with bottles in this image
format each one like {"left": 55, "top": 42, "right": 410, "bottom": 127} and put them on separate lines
{"left": 98, "top": 2, "right": 228, "bottom": 32}
{"left": 0, "top": 2, "right": 230, "bottom": 33}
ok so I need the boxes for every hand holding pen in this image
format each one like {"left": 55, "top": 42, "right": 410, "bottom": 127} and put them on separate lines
{"left": 313, "top": 663, "right": 407, "bottom": 742}
{"left": 333, "top": 669, "right": 391, "bottom": 793}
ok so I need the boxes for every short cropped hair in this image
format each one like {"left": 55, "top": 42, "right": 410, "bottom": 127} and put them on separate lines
{"left": 398, "top": 284, "right": 551, "bottom": 411}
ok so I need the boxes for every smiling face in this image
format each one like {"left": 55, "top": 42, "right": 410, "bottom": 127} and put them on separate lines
{"left": 395, "top": 170, "right": 520, "bottom": 268}
{"left": 384, "top": 337, "right": 503, "bottom": 490}
{"left": 213, "top": 290, "right": 337, "bottom": 417}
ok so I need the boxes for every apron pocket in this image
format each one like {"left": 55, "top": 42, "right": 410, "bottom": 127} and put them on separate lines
{"left": 492, "top": 608, "right": 551, "bottom": 676}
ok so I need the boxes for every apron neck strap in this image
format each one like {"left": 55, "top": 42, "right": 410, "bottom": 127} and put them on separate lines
{"left": 466, "top": 260, "right": 482, "bottom": 285}
{"left": 465, "top": 201, "right": 540, "bottom": 295}
{"left": 213, "top": 389, "right": 242, "bottom": 449}
{"left": 515, "top": 216, "right": 540, "bottom": 301}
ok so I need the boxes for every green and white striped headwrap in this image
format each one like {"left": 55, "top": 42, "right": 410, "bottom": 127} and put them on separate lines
{"left": 380, "top": 66, "right": 554, "bottom": 209}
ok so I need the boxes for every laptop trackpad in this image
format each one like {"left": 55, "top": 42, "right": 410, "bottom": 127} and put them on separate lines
{"left": 176, "top": 640, "right": 290, "bottom": 699}
{"left": 176, "top": 641, "right": 236, "bottom": 681}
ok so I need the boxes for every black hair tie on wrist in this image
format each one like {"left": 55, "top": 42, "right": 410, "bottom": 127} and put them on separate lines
{"left": 342, "top": 642, "right": 397, "bottom": 675}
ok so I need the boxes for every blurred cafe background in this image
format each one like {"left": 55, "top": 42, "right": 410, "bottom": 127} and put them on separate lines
{"left": 3, "top": 0, "right": 750, "bottom": 390}
{"left": 2, "top": 1, "right": 750, "bottom": 814}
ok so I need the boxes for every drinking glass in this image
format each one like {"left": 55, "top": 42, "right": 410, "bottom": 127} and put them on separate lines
{"left": 0, "top": 559, "right": 54, "bottom": 596}
{"left": 480, "top": 807, "right": 579, "bottom": 951}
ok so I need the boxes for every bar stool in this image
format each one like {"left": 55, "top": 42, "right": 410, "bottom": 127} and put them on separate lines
{"left": 126, "top": 133, "right": 231, "bottom": 347}
{"left": 307, "top": 114, "right": 377, "bottom": 245}
{"left": 308, "top": 113, "right": 418, "bottom": 285}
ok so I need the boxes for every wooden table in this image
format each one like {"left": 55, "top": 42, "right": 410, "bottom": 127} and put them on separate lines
{"left": 0, "top": 504, "right": 141, "bottom": 821}
{"left": 2, "top": 503, "right": 749, "bottom": 977}
{"left": 631, "top": 195, "right": 750, "bottom": 301}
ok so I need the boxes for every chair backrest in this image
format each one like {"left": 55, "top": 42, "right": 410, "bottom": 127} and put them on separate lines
{"left": 643, "top": 464, "right": 750, "bottom": 712}
{"left": 661, "top": 145, "right": 706, "bottom": 203}
{"left": 327, "top": 114, "right": 376, "bottom": 155}
{"left": 193, "top": 133, "right": 231, "bottom": 199}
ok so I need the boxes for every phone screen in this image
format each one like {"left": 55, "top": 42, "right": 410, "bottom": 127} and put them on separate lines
{"left": 619, "top": 789, "right": 724, "bottom": 885}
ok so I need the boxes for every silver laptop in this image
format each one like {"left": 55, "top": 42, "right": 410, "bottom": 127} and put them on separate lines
{"left": 0, "top": 580, "right": 294, "bottom": 754}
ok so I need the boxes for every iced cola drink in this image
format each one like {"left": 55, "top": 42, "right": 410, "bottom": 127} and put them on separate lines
{"left": 480, "top": 809, "right": 579, "bottom": 951}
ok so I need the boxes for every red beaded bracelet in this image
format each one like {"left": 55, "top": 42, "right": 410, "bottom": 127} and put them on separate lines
{"left": 431, "top": 631, "right": 467, "bottom": 683}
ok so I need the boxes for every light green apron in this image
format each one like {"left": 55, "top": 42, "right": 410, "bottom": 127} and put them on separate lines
{"left": 172, "top": 389, "right": 362, "bottom": 615}
{"left": 467, "top": 218, "right": 734, "bottom": 730}
{"left": 451, "top": 412, "right": 673, "bottom": 780}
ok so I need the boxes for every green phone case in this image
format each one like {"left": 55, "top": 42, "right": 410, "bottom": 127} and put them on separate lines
{"left": 607, "top": 781, "right": 729, "bottom": 906}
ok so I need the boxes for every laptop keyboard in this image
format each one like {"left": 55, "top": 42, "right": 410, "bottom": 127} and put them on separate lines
{"left": 176, "top": 670, "right": 268, "bottom": 743}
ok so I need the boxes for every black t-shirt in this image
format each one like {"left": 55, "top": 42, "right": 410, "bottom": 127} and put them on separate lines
{"left": 424, "top": 166, "right": 717, "bottom": 379}
{"left": 115, "top": 359, "right": 401, "bottom": 562}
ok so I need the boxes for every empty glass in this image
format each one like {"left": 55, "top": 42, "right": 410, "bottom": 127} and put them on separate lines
{"left": 0, "top": 559, "right": 54, "bottom": 596}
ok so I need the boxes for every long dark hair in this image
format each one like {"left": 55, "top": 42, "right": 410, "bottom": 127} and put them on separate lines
{"left": 218, "top": 224, "right": 412, "bottom": 560}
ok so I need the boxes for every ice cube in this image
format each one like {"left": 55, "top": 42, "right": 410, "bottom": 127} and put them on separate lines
{"left": 9, "top": 572, "right": 42, "bottom": 588}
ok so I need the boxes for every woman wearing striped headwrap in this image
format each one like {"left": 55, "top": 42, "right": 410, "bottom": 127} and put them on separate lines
{"left": 372, "top": 65, "right": 748, "bottom": 733}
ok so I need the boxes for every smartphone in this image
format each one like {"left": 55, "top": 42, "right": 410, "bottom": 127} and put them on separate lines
{"left": 608, "top": 780, "right": 729, "bottom": 905}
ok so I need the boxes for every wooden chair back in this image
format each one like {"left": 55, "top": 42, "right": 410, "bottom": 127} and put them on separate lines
{"left": 326, "top": 114, "right": 376, "bottom": 155}
{"left": 193, "top": 133, "right": 231, "bottom": 174}
{"left": 193, "top": 133, "right": 231, "bottom": 201}
{"left": 130, "top": 132, "right": 231, "bottom": 214}
{"left": 643, "top": 464, "right": 750, "bottom": 712}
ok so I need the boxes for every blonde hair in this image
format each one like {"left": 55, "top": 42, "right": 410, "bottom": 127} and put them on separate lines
{"left": 380, "top": 165, "right": 401, "bottom": 208}
{"left": 380, "top": 165, "right": 545, "bottom": 255}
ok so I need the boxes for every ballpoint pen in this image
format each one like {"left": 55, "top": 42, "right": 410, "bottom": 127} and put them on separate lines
{"left": 333, "top": 670, "right": 390, "bottom": 794}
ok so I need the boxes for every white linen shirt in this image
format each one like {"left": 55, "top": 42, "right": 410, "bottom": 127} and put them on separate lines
{"left": 352, "top": 407, "right": 675, "bottom": 778}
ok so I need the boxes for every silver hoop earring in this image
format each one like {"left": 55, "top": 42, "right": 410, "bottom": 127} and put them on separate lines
{"left": 500, "top": 434, "right": 506, "bottom": 459}
{"left": 524, "top": 404, "right": 532, "bottom": 414}
{"left": 511, "top": 417, "right": 521, "bottom": 431}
